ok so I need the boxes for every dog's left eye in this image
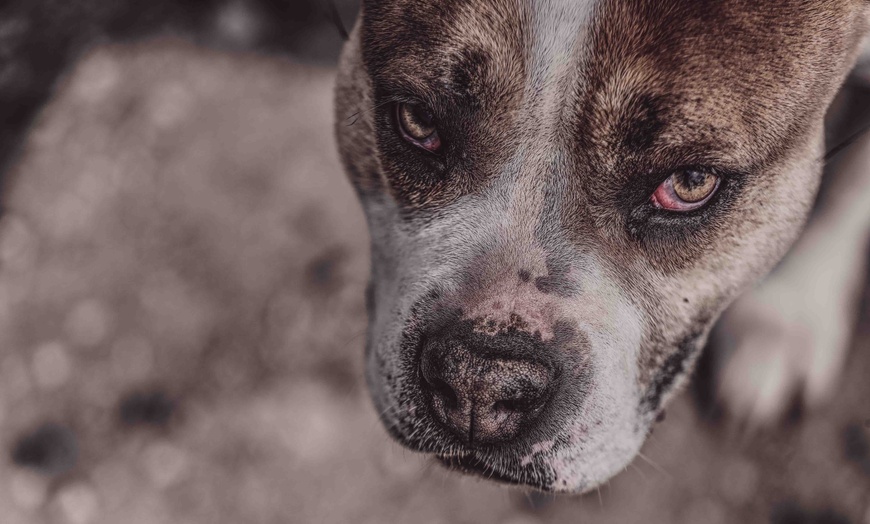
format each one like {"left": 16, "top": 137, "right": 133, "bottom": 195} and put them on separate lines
{"left": 396, "top": 102, "right": 441, "bottom": 152}
{"left": 651, "top": 170, "right": 720, "bottom": 211}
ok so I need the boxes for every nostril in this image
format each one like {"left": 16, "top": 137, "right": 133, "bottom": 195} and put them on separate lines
{"left": 493, "top": 394, "right": 545, "bottom": 414}
{"left": 426, "top": 376, "right": 459, "bottom": 409}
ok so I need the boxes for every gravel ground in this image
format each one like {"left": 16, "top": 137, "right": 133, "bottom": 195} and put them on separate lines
{"left": 0, "top": 40, "right": 868, "bottom": 524}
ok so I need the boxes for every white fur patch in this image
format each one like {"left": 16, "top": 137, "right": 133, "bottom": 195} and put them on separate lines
{"left": 525, "top": 0, "right": 597, "bottom": 130}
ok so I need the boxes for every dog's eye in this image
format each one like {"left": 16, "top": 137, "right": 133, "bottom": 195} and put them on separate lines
{"left": 651, "top": 170, "right": 720, "bottom": 211}
{"left": 396, "top": 102, "right": 441, "bottom": 152}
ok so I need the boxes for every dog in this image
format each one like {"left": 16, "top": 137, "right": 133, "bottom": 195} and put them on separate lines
{"left": 333, "top": 0, "right": 870, "bottom": 493}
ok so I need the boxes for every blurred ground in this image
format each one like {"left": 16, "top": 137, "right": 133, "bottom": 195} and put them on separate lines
{"left": 0, "top": 39, "right": 869, "bottom": 524}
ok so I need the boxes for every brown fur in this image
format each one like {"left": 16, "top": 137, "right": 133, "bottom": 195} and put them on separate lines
{"left": 335, "top": 0, "right": 870, "bottom": 492}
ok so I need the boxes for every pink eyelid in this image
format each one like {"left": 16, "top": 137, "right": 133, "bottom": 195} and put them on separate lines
{"left": 414, "top": 133, "right": 441, "bottom": 152}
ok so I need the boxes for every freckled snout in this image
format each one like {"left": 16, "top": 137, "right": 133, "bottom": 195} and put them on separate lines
{"left": 419, "top": 324, "right": 556, "bottom": 445}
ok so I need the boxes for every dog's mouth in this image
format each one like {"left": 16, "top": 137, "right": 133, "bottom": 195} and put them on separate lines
{"left": 436, "top": 452, "right": 534, "bottom": 487}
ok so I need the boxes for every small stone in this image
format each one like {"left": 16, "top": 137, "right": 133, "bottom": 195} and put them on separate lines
{"left": 149, "top": 82, "right": 193, "bottom": 129}
{"left": 142, "top": 442, "right": 189, "bottom": 489}
{"left": 501, "top": 518, "right": 543, "bottom": 524}
{"left": 91, "top": 461, "right": 134, "bottom": 511}
{"left": 9, "top": 471, "right": 48, "bottom": 510}
{"left": 682, "top": 498, "right": 727, "bottom": 524}
{"left": 76, "top": 160, "right": 120, "bottom": 204}
{"left": 139, "top": 271, "right": 213, "bottom": 349}
{"left": 119, "top": 390, "right": 174, "bottom": 427}
{"left": 11, "top": 423, "right": 79, "bottom": 475}
{"left": 0, "top": 354, "right": 33, "bottom": 400}
{"left": 72, "top": 53, "right": 120, "bottom": 104}
{"left": 50, "top": 195, "right": 94, "bottom": 237}
{"left": 57, "top": 482, "right": 99, "bottom": 524}
{"left": 720, "top": 458, "right": 759, "bottom": 506}
{"left": 65, "top": 299, "right": 110, "bottom": 348}
{"left": 79, "top": 364, "right": 116, "bottom": 409}
{"left": 32, "top": 341, "right": 73, "bottom": 390}
{"left": 279, "top": 385, "right": 343, "bottom": 462}
{"left": 0, "top": 216, "right": 38, "bottom": 271}
{"left": 379, "top": 442, "right": 425, "bottom": 482}
{"left": 215, "top": 0, "right": 261, "bottom": 46}
{"left": 110, "top": 336, "right": 155, "bottom": 382}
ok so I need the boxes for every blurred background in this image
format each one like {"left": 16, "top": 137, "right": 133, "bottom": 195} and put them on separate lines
{"left": 0, "top": 1, "right": 869, "bottom": 523}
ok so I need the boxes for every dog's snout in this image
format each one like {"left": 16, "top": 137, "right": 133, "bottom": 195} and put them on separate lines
{"left": 420, "top": 329, "right": 554, "bottom": 445}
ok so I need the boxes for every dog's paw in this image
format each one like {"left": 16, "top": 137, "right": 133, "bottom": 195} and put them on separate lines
{"left": 713, "top": 253, "right": 859, "bottom": 427}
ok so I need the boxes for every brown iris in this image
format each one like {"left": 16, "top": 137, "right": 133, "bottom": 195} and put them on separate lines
{"left": 396, "top": 102, "right": 441, "bottom": 152}
{"left": 651, "top": 170, "right": 721, "bottom": 211}
{"left": 672, "top": 171, "right": 718, "bottom": 203}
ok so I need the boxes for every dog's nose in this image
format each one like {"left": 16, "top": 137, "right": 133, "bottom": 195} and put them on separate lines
{"left": 420, "top": 333, "right": 554, "bottom": 445}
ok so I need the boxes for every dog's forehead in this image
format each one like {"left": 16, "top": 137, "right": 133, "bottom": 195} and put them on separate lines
{"left": 363, "top": 0, "right": 860, "bottom": 164}
{"left": 362, "top": 0, "right": 857, "bottom": 96}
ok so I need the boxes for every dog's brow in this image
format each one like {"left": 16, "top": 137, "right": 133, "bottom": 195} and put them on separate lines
{"left": 448, "top": 48, "right": 491, "bottom": 92}
{"left": 617, "top": 93, "right": 668, "bottom": 152}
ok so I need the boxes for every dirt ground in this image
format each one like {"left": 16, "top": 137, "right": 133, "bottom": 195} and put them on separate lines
{"left": 0, "top": 40, "right": 869, "bottom": 524}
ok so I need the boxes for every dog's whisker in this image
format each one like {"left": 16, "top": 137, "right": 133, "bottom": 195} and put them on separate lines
{"left": 823, "top": 119, "right": 870, "bottom": 162}
{"left": 628, "top": 461, "right": 649, "bottom": 483}
{"left": 636, "top": 451, "right": 673, "bottom": 480}
{"left": 338, "top": 327, "right": 367, "bottom": 352}
{"left": 345, "top": 97, "right": 402, "bottom": 126}
{"left": 324, "top": 0, "right": 349, "bottom": 41}
{"left": 522, "top": 488, "right": 535, "bottom": 507}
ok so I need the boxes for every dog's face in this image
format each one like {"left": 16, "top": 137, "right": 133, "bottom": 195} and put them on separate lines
{"left": 334, "top": 0, "right": 869, "bottom": 492}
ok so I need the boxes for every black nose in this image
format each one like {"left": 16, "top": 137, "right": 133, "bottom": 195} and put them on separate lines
{"left": 420, "top": 331, "right": 554, "bottom": 445}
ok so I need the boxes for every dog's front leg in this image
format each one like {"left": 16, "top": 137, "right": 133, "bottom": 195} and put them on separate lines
{"left": 714, "top": 109, "right": 870, "bottom": 426}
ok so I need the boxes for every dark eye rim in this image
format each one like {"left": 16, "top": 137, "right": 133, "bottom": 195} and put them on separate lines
{"left": 394, "top": 102, "right": 442, "bottom": 153}
{"left": 620, "top": 160, "right": 749, "bottom": 242}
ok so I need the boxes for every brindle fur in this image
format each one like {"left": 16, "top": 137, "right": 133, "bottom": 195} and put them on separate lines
{"left": 335, "top": 0, "right": 870, "bottom": 492}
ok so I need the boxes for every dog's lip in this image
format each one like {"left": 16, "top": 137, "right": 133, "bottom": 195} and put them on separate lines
{"left": 436, "top": 452, "right": 532, "bottom": 488}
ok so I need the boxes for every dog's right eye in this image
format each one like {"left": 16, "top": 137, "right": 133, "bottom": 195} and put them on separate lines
{"left": 396, "top": 102, "right": 441, "bottom": 152}
{"left": 650, "top": 169, "right": 721, "bottom": 212}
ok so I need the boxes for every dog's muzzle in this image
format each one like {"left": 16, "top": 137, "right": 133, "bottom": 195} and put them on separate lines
{"left": 418, "top": 320, "right": 560, "bottom": 446}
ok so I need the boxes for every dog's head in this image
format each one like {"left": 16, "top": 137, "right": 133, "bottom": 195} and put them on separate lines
{"left": 334, "top": 0, "right": 869, "bottom": 492}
